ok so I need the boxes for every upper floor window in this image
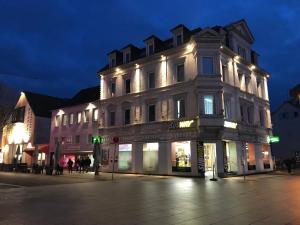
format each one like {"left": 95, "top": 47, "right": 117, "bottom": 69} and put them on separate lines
{"left": 245, "top": 77, "right": 251, "bottom": 93}
{"left": 176, "top": 64, "right": 184, "bottom": 82}
{"left": 204, "top": 95, "right": 214, "bottom": 115}
{"left": 75, "top": 135, "right": 80, "bottom": 144}
{"left": 176, "top": 99, "right": 185, "bottom": 118}
{"left": 69, "top": 113, "right": 74, "bottom": 125}
{"left": 77, "top": 112, "right": 82, "bottom": 124}
{"left": 148, "top": 44, "right": 154, "bottom": 55}
{"left": 148, "top": 72, "right": 155, "bottom": 89}
{"left": 224, "top": 97, "right": 231, "bottom": 119}
{"left": 125, "top": 78, "right": 131, "bottom": 94}
{"left": 55, "top": 115, "right": 60, "bottom": 127}
{"left": 222, "top": 65, "right": 228, "bottom": 83}
{"left": 176, "top": 34, "right": 182, "bottom": 45}
{"left": 110, "top": 79, "right": 116, "bottom": 97}
{"left": 259, "top": 109, "right": 265, "bottom": 126}
{"left": 109, "top": 111, "right": 115, "bottom": 126}
{"left": 238, "top": 73, "right": 244, "bottom": 90}
{"left": 111, "top": 58, "right": 116, "bottom": 67}
{"left": 93, "top": 108, "right": 98, "bottom": 121}
{"left": 202, "top": 57, "right": 214, "bottom": 75}
{"left": 148, "top": 104, "right": 156, "bottom": 122}
{"left": 125, "top": 53, "right": 130, "bottom": 63}
{"left": 124, "top": 109, "right": 130, "bottom": 125}
{"left": 238, "top": 46, "right": 246, "bottom": 59}
{"left": 83, "top": 110, "right": 89, "bottom": 123}
{"left": 62, "top": 114, "right": 68, "bottom": 126}
{"left": 257, "top": 79, "right": 262, "bottom": 97}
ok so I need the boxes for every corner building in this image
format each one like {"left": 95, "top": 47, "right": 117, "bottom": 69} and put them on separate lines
{"left": 97, "top": 20, "right": 273, "bottom": 177}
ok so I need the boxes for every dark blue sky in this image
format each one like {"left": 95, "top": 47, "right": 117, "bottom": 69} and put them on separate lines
{"left": 0, "top": 0, "right": 299, "bottom": 109}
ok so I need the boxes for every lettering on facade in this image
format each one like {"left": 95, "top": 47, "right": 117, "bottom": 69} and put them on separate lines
{"left": 169, "top": 119, "right": 195, "bottom": 130}
{"left": 196, "top": 140, "right": 205, "bottom": 176}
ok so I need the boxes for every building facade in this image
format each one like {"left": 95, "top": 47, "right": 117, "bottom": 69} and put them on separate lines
{"left": 49, "top": 86, "right": 100, "bottom": 168}
{"left": 1, "top": 92, "right": 66, "bottom": 166}
{"left": 272, "top": 84, "right": 300, "bottom": 161}
{"left": 96, "top": 19, "right": 273, "bottom": 177}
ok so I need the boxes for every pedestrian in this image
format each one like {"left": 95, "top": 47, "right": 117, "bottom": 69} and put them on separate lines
{"left": 67, "top": 159, "right": 73, "bottom": 174}
{"left": 284, "top": 159, "right": 292, "bottom": 174}
{"left": 76, "top": 158, "right": 80, "bottom": 172}
{"left": 86, "top": 157, "right": 91, "bottom": 173}
{"left": 79, "top": 157, "right": 84, "bottom": 173}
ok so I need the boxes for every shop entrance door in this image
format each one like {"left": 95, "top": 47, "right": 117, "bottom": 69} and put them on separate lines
{"left": 204, "top": 143, "right": 216, "bottom": 177}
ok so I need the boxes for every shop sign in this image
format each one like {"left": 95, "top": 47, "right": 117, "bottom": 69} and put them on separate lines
{"left": 224, "top": 121, "right": 237, "bottom": 129}
{"left": 267, "top": 136, "right": 280, "bottom": 143}
{"left": 169, "top": 120, "right": 195, "bottom": 129}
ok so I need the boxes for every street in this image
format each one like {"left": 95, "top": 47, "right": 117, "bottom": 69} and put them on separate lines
{"left": 0, "top": 172, "right": 299, "bottom": 225}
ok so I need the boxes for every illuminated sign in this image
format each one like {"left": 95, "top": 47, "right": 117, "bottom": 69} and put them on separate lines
{"left": 224, "top": 121, "right": 237, "bottom": 129}
{"left": 170, "top": 120, "right": 195, "bottom": 129}
{"left": 267, "top": 136, "right": 280, "bottom": 143}
{"left": 92, "top": 136, "right": 103, "bottom": 144}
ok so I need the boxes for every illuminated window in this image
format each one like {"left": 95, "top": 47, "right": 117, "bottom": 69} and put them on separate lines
{"left": 148, "top": 104, "right": 156, "bottom": 122}
{"left": 148, "top": 72, "right": 155, "bottom": 89}
{"left": 204, "top": 95, "right": 214, "bottom": 115}
{"left": 202, "top": 57, "right": 214, "bottom": 75}
{"left": 62, "top": 114, "right": 68, "bottom": 126}
{"left": 118, "top": 144, "right": 132, "bottom": 170}
{"left": 77, "top": 112, "right": 82, "bottom": 124}
{"left": 176, "top": 64, "right": 184, "bottom": 82}
{"left": 172, "top": 141, "right": 191, "bottom": 172}
{"left": 83, "top": 110, "right": 89, "bottom": 123}
{"left": 176, "top": 99, "right": 185, "bottom": 118}
{"left": 69, "top": 113, "right": 74, "bottom": 125}
{"left": 55, "top": 115, "right": 60, "bottom": 127}
{"left": 246, "top": 143, "right": 256, "bottom": 170}
{"left": 93, "top": 108, "right": 98, "bottom": 121}
{"left": 143, "top": 143, "right": 159, "bottom": 172}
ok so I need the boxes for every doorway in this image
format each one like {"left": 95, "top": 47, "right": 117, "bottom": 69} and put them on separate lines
{"left": 204, "top": 143, "right": 216, "bottom": 177}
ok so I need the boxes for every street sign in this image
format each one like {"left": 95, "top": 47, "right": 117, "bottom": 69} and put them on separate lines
{"left": 267, "top": 136, "right": 280, "bottom": 143}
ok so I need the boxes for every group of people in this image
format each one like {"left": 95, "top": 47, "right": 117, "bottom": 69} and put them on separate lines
{"left": 67, "top": 156, "right": 91, "bottom": 174}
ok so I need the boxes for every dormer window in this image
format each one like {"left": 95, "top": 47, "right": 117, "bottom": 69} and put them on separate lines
{"left": 111, "top": 58, "right": 116, "bottom": 67}
{"left": 125, "top": 52, "right": 130, "bottom": 63}
{"left": 148, "top": 43, "right": 154, "bottom": 55}
{"left": 176, "top": 33, "right": 183, "bottom": 46}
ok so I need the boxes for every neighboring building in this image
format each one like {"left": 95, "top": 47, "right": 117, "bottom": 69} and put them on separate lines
{"left": 97, "top": 19, "right": 273, "bottom": 177}
{"left": 272, "top": 84, "right": 300, "bottom": 161}
{"left": 1, "top": 91, "right": 66, "bottom": 166}
{"left": 49, "top": 86, "right": 100, "bottom": 168}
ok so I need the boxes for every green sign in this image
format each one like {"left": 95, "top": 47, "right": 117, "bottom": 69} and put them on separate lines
{"left": 267, "top": 136, "right": 280, "bottom": 143}
{"left": 92, "top": 136, "right": 103, "bottom": 144}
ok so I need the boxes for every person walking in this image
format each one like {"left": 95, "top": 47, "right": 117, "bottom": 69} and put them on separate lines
{"left": 67, "top": 159, "right": 73, "bottom": 174}
{"left": 79, "top": 157, "right": 84, "bottom": 173}
{"left": 86, "top": 157, "right": 91, "bottom": 173}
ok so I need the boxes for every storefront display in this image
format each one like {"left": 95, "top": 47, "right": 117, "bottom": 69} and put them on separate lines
{"left": 143, "top": 143, "right": 159, "bottom": 172}
{"left": 246, "top": 143, "right": 256, "bottom": 170}
{"left": 171, "top": 141, "right": 191, "bottom": 172}
{"left": 224, "top": 141, "right": 238, "bottom": 173}
{"left": 204, "top": 143, "right": 216, "bottom": 177}
{"left": 262, "top": 144, "right": 271, "bottom": 169}
{"left": 118, "top": 144, "right": 132, "bottom": 170}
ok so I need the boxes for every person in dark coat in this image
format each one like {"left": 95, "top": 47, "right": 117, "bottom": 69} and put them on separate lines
{"left": 86, "top": 157, "right": 91, "bottom": 173}
{"left": 67, "top": 159, "right": 73, "bottom": 174}
{"left": 284, "top": 159, "right": 292, "bottom": 174}
{"left": 79, "top": 157, "right": 84, "bottom": 173}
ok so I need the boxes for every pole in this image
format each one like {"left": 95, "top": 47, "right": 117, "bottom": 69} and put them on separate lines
{"left": 112, "top": 143, "right": 117, "bottom": 180}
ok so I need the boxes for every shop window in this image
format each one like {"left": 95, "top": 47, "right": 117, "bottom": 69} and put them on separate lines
{"left": 204, "top": 143, "right": 216, "bottom": 177}
{"left": 224, "top": 141, "right": 238, "bottom": 173}
{"left": 246, "top": 143, "right": 256, "bottom": 170}
{"left": 204, "top": 95, "right": 214, "bottom": 115}
{"left": 118, "top": 144, "right": 132, "bottom": 170}
{"left": 171, "top": 141, "right": 191, "bottom": 172}
{"left": 262, "top": 144, "right": 271, "bottom": 169}
{"left": 143, "top": 143, "right": 159, "bottom": 172}
{"left": 202, "top": 57, "right": 214, "bottom": 75}
{"left": 176, "top": 64, "right": 184, "bottom": 82}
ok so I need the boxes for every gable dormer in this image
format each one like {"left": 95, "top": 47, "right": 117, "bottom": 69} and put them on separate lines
{"left": 121, "top": 44, "right": 141, "bottom": 64}
{"left": 143, "top": 35, "right": 162, "bottom": 56}
{"left": 170, "top": 24, "right": 191, "bottom": 47}
{"left": 193, "top": 28, "right": 224, "bottom": 44}
{"left": 108, "top": 50, "right": 123, "bottom": 68}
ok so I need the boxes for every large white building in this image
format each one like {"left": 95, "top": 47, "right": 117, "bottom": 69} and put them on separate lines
{"left": 96, "top": 19, "right": 273, "bottom": 177}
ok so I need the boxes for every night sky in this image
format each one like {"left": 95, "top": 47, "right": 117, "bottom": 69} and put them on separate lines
{"left": 0, "top": 0, "right": 299, "bottom": 110}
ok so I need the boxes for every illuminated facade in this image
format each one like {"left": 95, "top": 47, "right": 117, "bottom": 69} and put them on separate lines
{"left": 97, "top": 19, "right": 273, "bottom": 177}
{"left": 48, "top": 86, "right": 100, "bottom": 167}
{"left": 1, "top": 92, "right": 66, "bottom": 166}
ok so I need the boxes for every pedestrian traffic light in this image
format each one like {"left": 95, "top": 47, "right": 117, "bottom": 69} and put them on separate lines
{"left": 92, "top": 136, "right": 103, "bottom": 144}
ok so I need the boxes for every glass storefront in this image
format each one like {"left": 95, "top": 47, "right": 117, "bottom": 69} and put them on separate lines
{"left": 246, "top": 143, "right": 256, "bottom": 170}
{"left": 262, "top": 144, "right": 271, "bottom": 169}
{"left": 143, "top": 143, "right": 159, "bottom": 172}
{"left": 204, "top": 143, "right": 216, "bottom": 177}
{"left": 118, "top": 144, "right": 132, "bottom": 170}
{"left": 171, "top": 141, "right": 191, "bottom": 172}
{"left": 224, "top": 141, "right": 238, "bottom": 173}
